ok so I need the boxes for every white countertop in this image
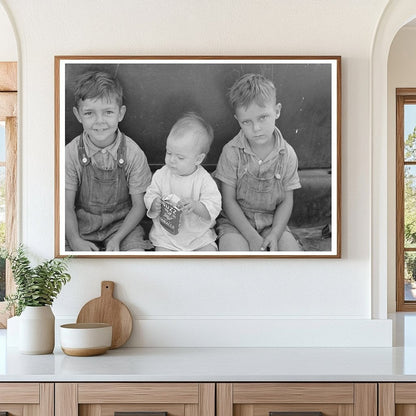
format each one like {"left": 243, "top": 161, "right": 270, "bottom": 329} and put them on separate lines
{"left": 3, "top": 313, "right": 416, "bottom": 382}
{"left": 2, "top": 345, "right": 416, "bottom": 382}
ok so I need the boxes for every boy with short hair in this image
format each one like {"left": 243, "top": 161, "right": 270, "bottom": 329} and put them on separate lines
{"left": 65, "top": 70, "right": 152, "bottom": 251}
{"left": 144, "top": 113, "right": 221, "bottom": 251}
{"left": 214, "top": 73, "right": 302, "bottom": 251}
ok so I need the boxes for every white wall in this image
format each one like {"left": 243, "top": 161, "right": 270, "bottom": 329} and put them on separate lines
{"left": 0, "top": 3, "right": 16, "bottom": 61}
{"left": 0, "top": 0, "right": 394, "bottom": 347}
{"left": 387, "top": 26, "right": 416, "bottom": 312}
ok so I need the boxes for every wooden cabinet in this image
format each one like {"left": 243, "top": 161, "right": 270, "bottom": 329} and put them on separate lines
{"left": 217, "top": 383, "right": 377, "bottom": 416}
{"left": 53, "top": 382, "right": 379, "bottom": 416}
{"left": 0, "top": 383, "right": 53, "bottom": 415}
{"left": 1, "top": 380, "right": 411, "bottom": 416}
{"left": 55, "top": 383, "right": 215, "bottom": 416}
{"left": 379, "top": 383, "right": 416, "bottom": 416}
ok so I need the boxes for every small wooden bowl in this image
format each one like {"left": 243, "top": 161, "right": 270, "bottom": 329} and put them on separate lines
{"left": 60, "top": 323, "right": 112, "bottom": 356}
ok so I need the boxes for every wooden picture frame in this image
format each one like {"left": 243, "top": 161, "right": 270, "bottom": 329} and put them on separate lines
{"left": 55, "top": 56, "right": 341, "bottom": 258}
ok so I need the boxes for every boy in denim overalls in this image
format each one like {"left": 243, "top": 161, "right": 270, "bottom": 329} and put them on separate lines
{"left": 214, "top": 73, "right": 302, "bottom": 252}
{"left": 65, "top": 71, "right": 152, "bottom": 252}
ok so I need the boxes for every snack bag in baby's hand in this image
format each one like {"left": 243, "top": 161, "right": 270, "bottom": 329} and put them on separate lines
{"left": 159, "top": 194, "right": 183, "bottom": 235}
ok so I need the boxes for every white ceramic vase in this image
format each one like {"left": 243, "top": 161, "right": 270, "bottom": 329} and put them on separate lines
{"left": 18, "top": 305, "right": 55, "bottom": 354}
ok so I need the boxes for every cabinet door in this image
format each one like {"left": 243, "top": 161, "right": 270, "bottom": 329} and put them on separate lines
{"left": 217, "top": 383, "right": 377, "bottom": 416}
{"left": 0, "top": 383, "right": 53, "bottom": 416}
{"left": 55, "top": 383, "right": 215, "bottom": 416}
{"left": 379, "top": 383, "right": 416, "bottom": 416}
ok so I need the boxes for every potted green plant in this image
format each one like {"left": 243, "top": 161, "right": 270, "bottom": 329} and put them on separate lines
{"left": 3, "top": 245, "right": 71, "bottom": 354}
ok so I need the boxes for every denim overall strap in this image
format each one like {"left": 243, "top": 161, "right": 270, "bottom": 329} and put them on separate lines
{"left": 116, "top": 133, "right": 127, "bottom": 168}
{"left": 78, "top": 135, "right": 90, "bottom": 167}
{"left": 75, "top": 134, "right": 132, "bottom": 242}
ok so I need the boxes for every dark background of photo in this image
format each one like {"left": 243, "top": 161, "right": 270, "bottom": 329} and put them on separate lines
{"left": 64, "top": 61, "right": 334, "bottom": 249}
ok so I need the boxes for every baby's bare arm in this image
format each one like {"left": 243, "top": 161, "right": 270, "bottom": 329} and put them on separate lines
{"left": 149, "top": 197, "right": 162, "bottom": 216}
{"left": 179, "top": 198, "right": 210, "bottom": 220}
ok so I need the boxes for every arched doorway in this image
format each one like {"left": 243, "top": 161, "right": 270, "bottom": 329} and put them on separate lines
{"left": 371, "top": 0, "right": 416, "bottom": 318}
{"left": 387, "top": 16, "right": 416, "bottom": 312}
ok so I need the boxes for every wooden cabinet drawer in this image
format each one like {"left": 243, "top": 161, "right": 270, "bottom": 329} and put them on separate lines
{"left": 378, "top": 383, "right": 416, "bottom": 415}
{"left": 217, "top": 383, "right": 377, "bottom": 416}
{"left": 56, "top": 383, "right": 215, "bottom": 416}
{"left": 0, "top": 383, "right": 53, "bottom": 415}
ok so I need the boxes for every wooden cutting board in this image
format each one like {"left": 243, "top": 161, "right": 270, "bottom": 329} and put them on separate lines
{"left": 76, "top": 281, "right": 133, "bottom": 349}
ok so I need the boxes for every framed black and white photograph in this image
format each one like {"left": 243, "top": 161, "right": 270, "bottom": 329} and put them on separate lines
{"left": 55, "top": 56, "right": 341, "bottom": 258}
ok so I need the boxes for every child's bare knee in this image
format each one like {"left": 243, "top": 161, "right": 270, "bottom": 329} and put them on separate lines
{"left": 219, "top": 233, "right": 249, "bottom": 251}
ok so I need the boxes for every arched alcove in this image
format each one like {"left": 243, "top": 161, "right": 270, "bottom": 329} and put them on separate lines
{"left": 371, "top": 0, "right": 416, "bottom": 319}
{"left": 387, "top": 19, "right": 416, "bottom": 313}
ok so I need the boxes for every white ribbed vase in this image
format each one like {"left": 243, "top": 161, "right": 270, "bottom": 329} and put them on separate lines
{"left": 19, "top": 306, "right": 55, "bottom": 354}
